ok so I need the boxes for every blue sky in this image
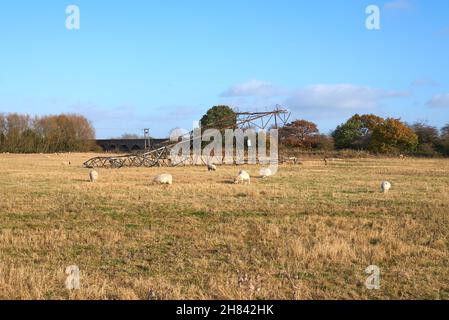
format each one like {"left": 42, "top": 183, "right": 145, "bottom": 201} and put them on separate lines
{"left": 0, "top": 0, "right": 448, "bottom": 138}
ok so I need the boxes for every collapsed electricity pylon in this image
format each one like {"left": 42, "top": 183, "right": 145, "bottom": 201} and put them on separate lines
{"left": 83, "top": 107, "right": 290, "bottom": 169}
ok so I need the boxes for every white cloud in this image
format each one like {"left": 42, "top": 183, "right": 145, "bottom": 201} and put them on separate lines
{"left": 384, "top": 0, "right": 412, "bottom": 10}
{"left": 412, "top": 77, "right": 439, "bottom": 87}
{"left": 285, "top": 84, "right": 408, "bottom": 111}
{"left": 221, "top": 80, "right": 287, "bottom": 97}
{"left": 220, "top": 80, "right": 409, "bottom": 118}
{"left": 426, "top": 94, "right": 449, "bottom": 108}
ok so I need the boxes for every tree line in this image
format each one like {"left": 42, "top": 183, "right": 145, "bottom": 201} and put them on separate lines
{"left": 200, "top": 106, "right": 449, "bottom": 156}
{"left": 0, "top": 113, "right": 96, "bottom": 153}
{"left": 1, "top": 108, "right": 448, "bottom": 156}
{"left": 280, "top": 114, "right": 449, "bottom": 156}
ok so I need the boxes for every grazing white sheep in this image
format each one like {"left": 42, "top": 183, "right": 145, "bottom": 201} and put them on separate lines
{"left": 381, "top": 181, "right": 391, "bottom": 193}
{"left": 89, "top": 170, "right": 98, "bottom": 182}
{"left": 61, "top": 161, "right": 71, "bottom": 166}
{"left": 153, "top": 174, "right": 173, "bottom": 185}
{"left": 234, "top": 170, "right": 251, "bottom": 184}
{"left": 207, "top": 164, "right": 217, "bottom": 171}
{"left": 259, "top": 168, "right": 272, "bottom": 178}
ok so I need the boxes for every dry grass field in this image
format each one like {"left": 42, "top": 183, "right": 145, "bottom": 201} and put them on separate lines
{"left": 0, "top": 153, "right": 448, "bottom": 300}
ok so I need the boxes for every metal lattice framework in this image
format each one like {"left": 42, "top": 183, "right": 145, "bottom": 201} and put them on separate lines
{"left": 83, "top": 107, "right": 290, "bottom": 169}
{"left": 83, "top": 146, "right": 173, "bottom": 169}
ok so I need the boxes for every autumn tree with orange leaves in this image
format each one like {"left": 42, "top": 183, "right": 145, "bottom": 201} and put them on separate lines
{"left": 279, "top": 119, "right": 320, "bottom": 149}
{"left": 370, "top": 118, "right": 418, "bottom": 153}
{"left": 332, "top": 114, "right": 384, "bottom": 150}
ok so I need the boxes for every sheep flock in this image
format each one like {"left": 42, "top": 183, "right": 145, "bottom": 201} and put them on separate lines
{"left": 56, "top": 158, "right": 393, "bottom": 194}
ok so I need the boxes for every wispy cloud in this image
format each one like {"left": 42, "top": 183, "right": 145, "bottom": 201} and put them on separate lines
{"left": 221, "top": 80, "right": 408, "bottom": 115}
{"left": 426, "top": 94, "right": 449, "bottom": 108}
{"left": 221, "top": 80, "right": 287, "bottom": 98}
{"left": 437, "top": 27, "right": 449, "bottom": 36}
{"left": 412, "top": 77, "right": 439, "bottom": 87}
{"left": 285, "top": 84, "right": 408, "bottom": 113}
{"left": 384, "top": 0, "right": 412, "bottom": 10}
{"left": 68, "top": 103, "right": 136, "bottom": 121}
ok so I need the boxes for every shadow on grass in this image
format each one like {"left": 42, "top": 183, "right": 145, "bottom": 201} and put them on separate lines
{"left": 340, "top": 189, "right": 376, "bottom": 194}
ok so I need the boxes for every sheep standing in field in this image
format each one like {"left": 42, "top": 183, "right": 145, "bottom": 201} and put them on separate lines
{"left": 234, "top": 170, "right": 251, "bottom": 184}
{"left": 89, "top": 170, "right": 98, "bottom": 183}
{"left": 381, "top": 181, "right": 391, "bottom": 193}
{"left": 61, "top": 161, "right": 71, "bottom": 166}
{"left": 207, "top": 164, "right": 217, "bottom": 171}
{"left": 259, "top": 168, "right": 272, "bottom": 179}
{"left": 153, "top": 174, "right": 173, "bottom": 185}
